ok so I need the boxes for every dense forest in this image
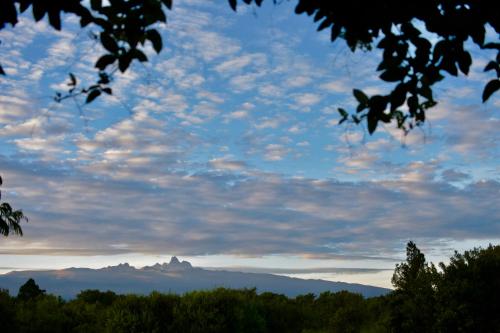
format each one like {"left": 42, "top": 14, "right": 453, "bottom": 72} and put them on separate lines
{"left": 1, "top": 242, "right": 499, "bottom": 333}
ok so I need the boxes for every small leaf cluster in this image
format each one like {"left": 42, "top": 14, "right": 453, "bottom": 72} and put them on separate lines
{"left": 0, "top": 0, "right": 171, "bottom": 103}
{"left": 0, "top": 175, "right": 27, "bottom": 236}
{"left": 233, "top": 0, "right": 500, "bottom": 134}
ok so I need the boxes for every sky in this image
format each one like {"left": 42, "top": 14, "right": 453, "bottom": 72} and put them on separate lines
{"left": 0, "top": 0, "right": 499, "bottom": 289}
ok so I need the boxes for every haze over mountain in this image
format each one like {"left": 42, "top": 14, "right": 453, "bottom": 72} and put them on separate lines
{"left": 0, "top": 257, "right": 390, "bottom": 299}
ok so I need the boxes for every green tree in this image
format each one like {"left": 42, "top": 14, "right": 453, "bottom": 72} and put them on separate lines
{"left": 105, "top": 295, "right": 155, "bottom": 333}
{"left": 15, "top": 294, "right": 69, "bottom": 333}
{"left": 436, "top": 244, "right": 500, "bottom": 333}
{"left": 17, "top": 278, "right": 46, "bottom": 302}
{"left": 0, "top": 289, "right": 18, "bottom": 333}
{"left": 390, "top": 241, "right": 438, "bottom": 333}
{"left": 0, "top": 175, "right": 27, "bottom": 236}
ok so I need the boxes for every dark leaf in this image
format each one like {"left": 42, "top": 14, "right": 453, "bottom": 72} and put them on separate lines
{"left": 147, "top": 30, "right": 163, "bottom": 53}
{"left": 131, "top": 49, "right": 148, "bottom": 62}
{"left": 98, "top": 73, "right": 111, "bottom": 85}
{"left": 102, "top": 87, "right": 112, "bottom": 95}
{"left": 353, "top": 89, "right": 369, "bottom": 105}
{"left": 482, "top": 79, "right": 500, "bottom": 102}
{"left": 95, "top": 54, "right": 116, "bottom": 70}
{"left": 337, "top": 108, "right": 348, "bottom": 124}
{"left": 418, "top": 84, "right": 433, "bottom": 100}
{"left": 407, "top": 95, "right": 419, "bottom": 114}
{"left": 86, "top": 89, "right": 101, "bottom": 104}
{"left": 32, "top": 2, "right": 47, "bottom": 21}
{"left": 19, "top": 0, "right": 30, "bottom": 13}
{"left": 317, "top": 17, "right": 332, "bottom": 31}
{"left": 441, "top": 57, "right": 458, "bottom": 76}
{"left": 90, "top": 0, "right": 102, "bottom": 10}
{"left": 162, "top": 0, "right": 173, "bottom": 9}
{"left": 100, "top": 33, "right": 118, "bottom": 53}
{"left": 118, "top": 54, "right": 133, "bottom": 72}
{"left": 69, "top": 73, "right": 77, "bottom": 86}
{"left": 380, "top": 67, "right": 407, "bottom": 82}
{"left": 367, "top": 111, "right": 378, "bottom": 135}
{"left": 470, "top": 25, "right": 485, "bottom": 46}
{"left": 0, "top": 65, "right": 5, "bottom": 75}
{"left": 228, "top": 0, "right": 237, "bottom": 11}
{"left": 337, "top": 108, "right": 348, "bottom": 118}
{"left": 484, "top": 61, "right": 499, "bottom": 73}
{"left": 482, "top": 43, "right": 500, "bottom": 50}
{"left": 48, "top": 10, "right": 61, "bottom": 30}
{"left": 330, "top": 24, "right": 342, "bottom": 42}
{"left": 390, "top": 84, "right": 407, "bottom": 110}
{"left": 457, "top": 51, "right": 472, "bottom": 75}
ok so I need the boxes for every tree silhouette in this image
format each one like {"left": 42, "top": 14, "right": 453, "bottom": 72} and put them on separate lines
{"left": 17, "top": 278, "right": 45, "bottom": 301}
{"left": 232, "top": 0, "right": 500, "bottom": 134}
{"left": 436, "top": 244, "right": 500, "bottom": 332}
{"left": 390, "top": 241, "right": 438, "bottom": 333}
{"left": 0, "top": 176, "right": 27, "bottom": 236}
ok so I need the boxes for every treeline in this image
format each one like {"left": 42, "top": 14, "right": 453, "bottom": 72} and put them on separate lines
{"left": 0, "top": 242, "right": 499, "bottom": 333}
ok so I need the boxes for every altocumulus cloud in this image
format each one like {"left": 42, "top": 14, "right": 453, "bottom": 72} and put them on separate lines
{"left": 0, "top": 0, "right": 499, "bottom": 269}
{"left": 1, "top": 155, "right": 499, "bottom": 260}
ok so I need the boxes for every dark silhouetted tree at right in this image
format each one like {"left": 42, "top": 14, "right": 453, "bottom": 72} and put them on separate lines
{"left": 390, "top": 241, "right": 438, "bottom": 333}
{"left": 436, "top": 244, "right": 500, "bottom": 332}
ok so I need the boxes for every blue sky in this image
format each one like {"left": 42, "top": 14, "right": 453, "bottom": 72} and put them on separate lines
{"left": 0, "top": 0, "right": 499, "bottom": 288}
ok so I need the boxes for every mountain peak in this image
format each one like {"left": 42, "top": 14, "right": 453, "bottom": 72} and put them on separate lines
{"left": 103, "top": 262, "right": 135, "bottom": 272}
{"left": 142, "top": 257, "right": 193, "bottom": 272}
{"left": 169, "top": 256, "right": 181, "bottom": 265}
{"left": 167, "top": 257, "right": 192, "bottom": 271}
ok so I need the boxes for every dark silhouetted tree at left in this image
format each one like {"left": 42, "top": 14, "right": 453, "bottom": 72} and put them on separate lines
{"left": 0, "top": 175, "right": 27, "bottom": 236}
{"left": 17, "top": 278, "right": 46, "bottom": 302}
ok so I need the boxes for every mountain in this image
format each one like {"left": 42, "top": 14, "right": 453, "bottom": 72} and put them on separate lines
{"left": 0, "top": 257, "right": 390, "bottom": 299}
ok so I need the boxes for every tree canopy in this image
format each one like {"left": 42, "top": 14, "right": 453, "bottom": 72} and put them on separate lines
{"left": 17, "top": 278, "right": 45, "bottom": 301}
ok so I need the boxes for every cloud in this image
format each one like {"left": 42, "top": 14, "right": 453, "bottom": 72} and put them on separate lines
{"left": 0, "top": 0, "right": 499, "bottom": 274}
{"left": 441, "top": 169, "right": 471, "bottom": 183}
{"left": 1, "top": 157, "right": 499, "bottom": 260}
{"left": 205, "top": 266, "right": 392, "bottom": 275}
{"left": 264, "top": 144, "right": 290, "bottom": 161}
{"left": 293, "top": 93, "right": 322, "bottom": 107}
{"left": 209, "top": 157, "right": 247, "bottom": 171}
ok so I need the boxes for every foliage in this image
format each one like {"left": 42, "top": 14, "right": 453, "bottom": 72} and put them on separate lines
{"left": 0, "top": 0, "right": 498, "bottom": 134}
{"left": 436, "top": 244, "right": 500, "bottom": 332}
{"left": 233, "top": 0, "right": 500, "bottom": 134}
{"left": 0, "top": 0, "right": 171, "bottom": 104}
{"left": 0, "top": 289, "right": 17, "bottom": 333}
{"left": 390, "top": 241, "right": 438, "bottom": 333}
{"left": 0, "top": 175, "right": 27, "bottom": 236}
{"left": 17, "top": 278, "right": 46, "bottom": 301}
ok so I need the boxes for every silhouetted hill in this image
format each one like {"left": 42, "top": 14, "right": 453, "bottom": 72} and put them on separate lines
{"left": 0, "top": 257, "right": 390, "bottom": 298}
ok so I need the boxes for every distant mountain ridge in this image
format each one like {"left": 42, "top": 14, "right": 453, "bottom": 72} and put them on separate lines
{"left": 0, "top": 257, "right": 390, "bottom": 299}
